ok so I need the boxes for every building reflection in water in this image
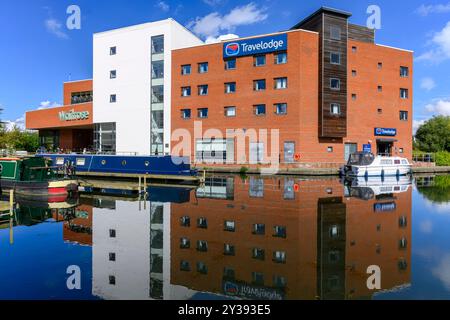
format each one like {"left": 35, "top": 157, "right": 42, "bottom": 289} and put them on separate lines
{"left": 46, "top": 175, "right": 412, "bottom": 300}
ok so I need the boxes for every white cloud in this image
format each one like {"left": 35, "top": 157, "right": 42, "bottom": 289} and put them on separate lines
{"left": 413, "top": 119, "right": 426, "bottom": 134}
{"left": 188, "top": 2, "right": 268, "bottom": 39}
{"left": 419, "top": 220, "right": 433, "bottom": 233}
{"left": 45, "top": 18, "right": 69, "bottom": 39}
{"left": 205, "top": 33, "right": 239, "bottom": 44}
{"left": 38, "top": 100, "right": 59, "bottom": 110}
{"left": 416, "top": 3, "right": 450, "bottom": 16}
{"left": 156, "top": 1, "right": 170, "bottom": 12}
{"left": 432, "top": 254, "right": 450, "bottom": 291}
{"left": 3, "top": 116, "right": 25, "bottom": 131}
{"left": 421, "top": 77, "right": 436, "bottom": 91}
{"left": 203, "top": 0, "right": 225, "bottom": 6}
{"left": 417, "top": 21, "right": 450, "bottom": 63}
{"left": 425, "top": 98, "right": 450, "bottom": 116}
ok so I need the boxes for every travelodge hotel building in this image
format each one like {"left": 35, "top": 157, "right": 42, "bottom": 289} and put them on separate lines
{"left": 26, "top": 7, "right": 413, "bottom": 168}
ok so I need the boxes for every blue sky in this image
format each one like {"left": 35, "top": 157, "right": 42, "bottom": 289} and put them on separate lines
{"left": 1, "top": 0, "right": 450, "bottom": 131}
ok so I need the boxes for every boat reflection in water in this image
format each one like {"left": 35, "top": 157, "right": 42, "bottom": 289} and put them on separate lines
{"left": 0, "top": 176, "right": 413, "bottom": 300}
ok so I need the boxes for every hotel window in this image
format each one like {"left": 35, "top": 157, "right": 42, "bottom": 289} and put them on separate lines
{"left": 327, "top": 146, "right": 334, "bottom": 153}
{"left": 253, "top": 224, "right": 265, "bottom": 235}
{"left": 110, "top": 46, "right": 117, "bottom": 55}
{"left": 197, "top": 240, "right": 208, "bottom": 252}
{"left": 151, "top": 35, "right": 164, "bottom": 54}
{"left": 378, "top": 85, "right": 383, "bottom": 92}
{"left": 225, "top": 82, "right": 236, "bottom": 94}
{"left": 181, "top": 109, "right": 191, "bottom": 119}
{"left": 398, "top": 259, "right": 408, "bottom": 271}
{"left": 180, "top": 238, "right": 190, "bottom": 249}
{"left": 252, "top": 272, "right": 264, "bottom": 286}
{"left": 352, "top": 94, "right": 357, "bottom": 100}
{"left": 400, "top": 66, "right": 409, "bottom": 77}
{"left": 109, "top": 253, "right": 116, "bottom": 262}
{"left": 400, "top": 88, "right": 409, "bottom": 99}
{"left": 224, "top": 244, "right": 235, "bottom": 256}
{"left": 110, "top": 94, "right": 117, "bottom": 103}
{"left": 273, "top": 226, "right": 287, "bottom": 238}
{"left": 330, "top": 103, "right": 341, "bottom": 115}
{"left": 224, "top": 106, "right": 236, "bottom": 117}
{"left": 109, "top": 276, "right": 116, "bottom": 285}
{"left": 197, "top": 217, "right": 208, "bottom": 228}
{"left": 180, "top": 216, "right": 190, "bottom": 227}
{"left": 254, "top": 79, "right": 266, "bottom": 91}
{"left": 352, "top": 46, "right": 357, "bottom": 53}
{"left": 254, "top": 104, "right": 266, "bottom": 116}
{"left": 224, "top": 220, "right": 235, "bottom": 232}
{"left": 330, "top": 78, "right": 340, "bottom": 90}
{"left": 109, "top": 229, "right": 116, "bottom": 238}
{"left": 249, "top": 177, "right": 264, "bottom": 196}
{"left": 197, "top": 262, "right": 208, "bottom": 275}
{"left": 399, "top": 148, "right": 404, "bottom": 153}
{"left": 180, "top": 261, "right": 191, "bottom": 272}
{"left": 275, "top": 77, "right": 288, "bottom": 89}
{"left": 275, "top": 103, "right": 287, "bottom": 115}
{"left": 275, "top": 52, "right": 287, "bottom": 64}
{"left": 152, "top": 85, "right": 164, "bottom": 103}
{"left": 378, "top": 62, "right": 383, "bottom": 69}
{"left": 330, "top": 52, "right": 341, "bottom": 65}
{"left": 329, "top": 225, "right": 340, "bottom": 238}
{"left": 273, "top": 251, "right": 286, "bottom": 264}
{"left": 224, "top": 267, "right": 235, "bottom": 280}
{"left": 378, "top": 108, "right": 383, "bottom": 114}
{"left": 330, "top": 26, "right": 341, "bottom": 40}
{"left": 400, "top": 111, "right": 408, "bottom": 121}
{"left": 225, "top": 59, "right": 236, "bottom": 70}
{"left": 399, "top": 216, "right": 407, "bottom": 228}
{"left": 252, "top": 248, "right": 265, "bottom": 261}
{"left": 198, "top": 108, "right": 208, "bottom": 118}
{"left": 273, "top": 275, "right": 287, "bottom": 288}
{"left": 181, "top": 64, "right": 191, "bottom": 75}
{"left": 152, "top": 60, "right": 164, "bottom": 79}
{"left": 181, "top": 86, "right": 191, "bottom": 97}
{"left": 399, "top": 238, "right": 408, "bottom": 250}
{"left": 198, "top": 85, "right": 208, "bottom": 96}
{"left": 254, "top": 54, "right": 266, "bottom": 67}
{"left": 198, "top": 62, "right": 209, "bottom": 73}
{"left": 352, "top": 70, "right": 357, "bottom": 77}
{"left": 110, "top": 70, "right": 117, "bottom": 79}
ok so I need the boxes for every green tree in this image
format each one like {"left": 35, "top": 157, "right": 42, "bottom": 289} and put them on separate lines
{"left": 0, "top": 126, "right": 39, "bottom": 153}
{"left": 415, "top": 116, "right": 450, "bottom": 152}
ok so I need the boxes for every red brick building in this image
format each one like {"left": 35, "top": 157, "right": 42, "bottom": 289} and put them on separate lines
{"left": 171, "top": 7, "right": 413, "bottom": 169}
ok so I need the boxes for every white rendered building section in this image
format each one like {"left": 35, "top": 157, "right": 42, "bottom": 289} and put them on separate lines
{"left": 93, "top": 19, "right": 203, "bottom": 155}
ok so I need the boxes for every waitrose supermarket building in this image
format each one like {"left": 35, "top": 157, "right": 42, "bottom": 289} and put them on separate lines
{"left": 26, "top": 7, "right": 413, "bottom": 168}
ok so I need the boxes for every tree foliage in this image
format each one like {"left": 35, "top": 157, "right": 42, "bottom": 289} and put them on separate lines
{"left": 0, "top": 125, "right": 39, "bottom": 153}
{"left": 415, "top": 116, "right": 450, "bottom": 153}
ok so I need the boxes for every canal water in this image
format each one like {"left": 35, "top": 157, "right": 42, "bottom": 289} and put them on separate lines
{"left": 0, "top": 174, "right": 449, "bottom": 300}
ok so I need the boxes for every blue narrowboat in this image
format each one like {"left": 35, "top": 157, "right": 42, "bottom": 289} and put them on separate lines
{"left": 38, "top": 154, "right": 198, "bottom": 179}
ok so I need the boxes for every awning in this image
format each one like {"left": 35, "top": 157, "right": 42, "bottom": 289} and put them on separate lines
{"left": 376, "top": 138, "right": 398, "bottom": 142}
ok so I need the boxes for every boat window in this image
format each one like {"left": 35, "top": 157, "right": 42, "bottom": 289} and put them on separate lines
{"left": 56, "top": 158, "right": 64, "bottom": 165}
{"left": 402, "top": 160, "right": 408, "bottom": 164}
{"left": 347, "top": 153, "right": 375, "bottom": 166}
{"left": 76, "top": 158, "right": 85, "bottom": 166}
{"left": 394, "top": 160, "right": 401, "bottom": 165}
{"left": 380, "top": 160, "right": 393, "bottom": 165}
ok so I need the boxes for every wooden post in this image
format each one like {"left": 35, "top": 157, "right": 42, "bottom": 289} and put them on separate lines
{"left": 144, "top": 175, "right": 147, "bottom": 194}
{"left": 9, "top": 190, "right": 13, "bottom": 217}
{"left": 138, "top": 176, "right": 142, "bottom": 194}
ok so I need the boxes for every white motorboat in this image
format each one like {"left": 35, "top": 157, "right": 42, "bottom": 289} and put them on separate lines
{"left": 340, "top": 152, "right": 412, "bottom": 177}
{"left": 343, "top": 176, "right": 412, "bottom": 200}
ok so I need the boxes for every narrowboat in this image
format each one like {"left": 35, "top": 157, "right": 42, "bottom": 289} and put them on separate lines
{"left": 39, "top": 154, "right": 199, "bottom": 182}
{"left": 0, "top": 157, "right": 78, "bottom": 201}
{"left": 340, "top": 152, "right": 412, "bottom": 177}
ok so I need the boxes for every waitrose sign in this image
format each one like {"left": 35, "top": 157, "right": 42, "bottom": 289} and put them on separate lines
{"left": 59, "top": 109, "right": 90, "bottom": 122}
{"left": 223, "top": 34, "right": 288, "bottom": 59}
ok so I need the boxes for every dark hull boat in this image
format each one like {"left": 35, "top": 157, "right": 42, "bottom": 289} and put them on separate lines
{"left": 0, "top": 157, "right": 78, "bottom": 202}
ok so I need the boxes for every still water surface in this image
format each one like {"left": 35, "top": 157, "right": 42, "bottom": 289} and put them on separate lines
{"left": 0, "top": 174, "right": 449, "bottom": 300}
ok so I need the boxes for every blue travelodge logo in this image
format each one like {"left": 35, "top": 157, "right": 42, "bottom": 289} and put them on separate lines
{"left": 223, "top": 34, "right": 288, "bottom": 59}
{"left": 225, "top": 43, "right": 240, "bottom": 56}
{"left": 375, "top": 128, "right": 397, "bottom": 136}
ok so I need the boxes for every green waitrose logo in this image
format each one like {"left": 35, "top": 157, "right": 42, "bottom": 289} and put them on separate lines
{"left": 59, "top": 109, "right": 90, "bottom": 121}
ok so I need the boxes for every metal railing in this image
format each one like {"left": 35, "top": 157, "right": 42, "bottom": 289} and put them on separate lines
{"left": 413, "top": 153, "right": 435, "bottom": 163}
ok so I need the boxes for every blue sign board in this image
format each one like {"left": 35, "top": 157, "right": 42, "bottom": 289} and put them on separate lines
{"left": 374, "top": 202, "right": 397, "bottom": 212}
{"left": 374, "top": 128, "right": 397, "bottom": 137}
{"left": 223, "top": 34, "right": 288, "bottom": 59}
{"left": 363, "top": 144, "right": 372, "bottom": 153}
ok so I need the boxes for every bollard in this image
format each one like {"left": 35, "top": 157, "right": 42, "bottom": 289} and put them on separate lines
{"left": 9, "top": 190, "right": 14, "bottom": 217}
